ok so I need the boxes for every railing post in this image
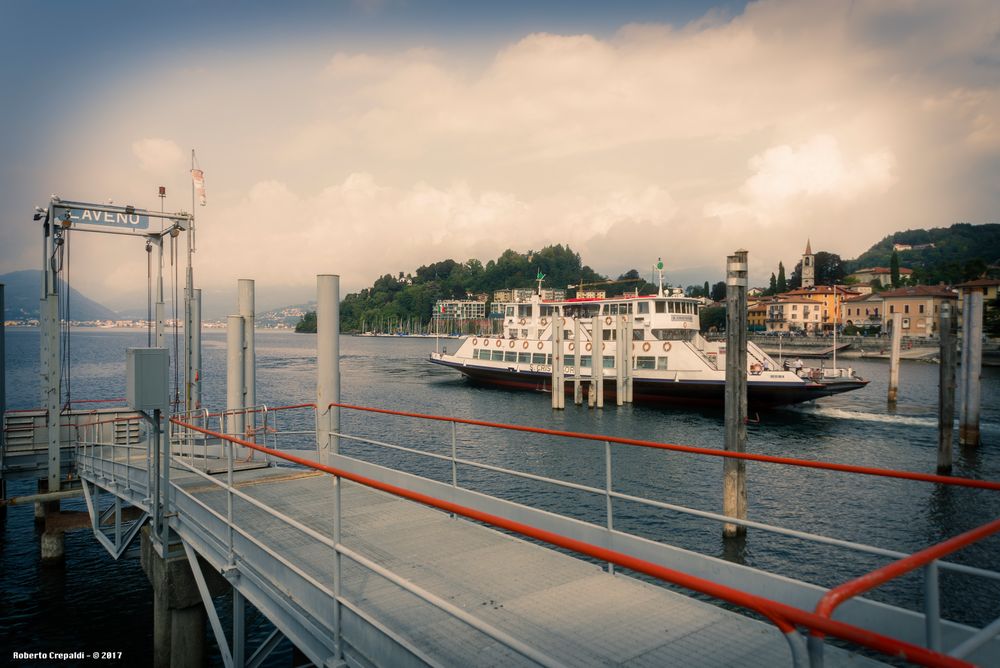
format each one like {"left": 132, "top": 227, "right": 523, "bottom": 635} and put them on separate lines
{"left": 925, "top": 560, "right": 941, "bottom": 651}
{"left": 316, "top": 274, "right": 342, "bottom": 661}
{"left": 605, "top": 440, "right": 614, "bottom": 575}
{"left": 451, "top": 421, "right": 458, "bottom": 490}
{"left": 238, "top": 279, "right": 256, "bottom": 441}
{"left": 227, "top": 433, "right": 234, "bottom": 565}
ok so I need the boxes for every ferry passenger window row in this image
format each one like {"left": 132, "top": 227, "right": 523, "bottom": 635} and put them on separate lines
{"left": 667, "top": 302, "right": 695, "bottom": 314}
{"left": 518, "top": 352, "right": 531, "bottom": 363}
{"left": 504, "top": 351, "right": 517, "bottom": 362}
{"left": 638, "top": 302, "right": 649, "bottom": 314}
{"left": 532, "top": 353, "right": 546, "bottom": 364}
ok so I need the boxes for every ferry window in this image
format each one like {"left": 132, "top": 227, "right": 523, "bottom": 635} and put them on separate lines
{"left": 491, "top": 350, "right": 504, "bottom": 361}
{"left": 508, "top": 329, "right": 518, "bottom": 338}
{"left": 638, "top": 302, "right": 650, "bottom": 314}
{"left": 603, "top": 356, "right": 615, "bottom": 368}
{"left": 518, "top": 305, "right": 531, "bottom": 318}
{"left": 656, "top": 357, "right": 669, "bottom": 370}
{"left": 668, "top": 302, "right": 675, "bottom": 313}
{"left": 650, "top": 328, "right": 670, "bottom": 340}
{"left": 565, "top": 354, "right": 575, "bottom": 367}
{"left": 504, "top": 351, "right": 517, "bottom": 362}
{"left": 480, "top": 349, "right": 492, "bottom": 360}
{"left": 546, "top": 354, "right": 553, "bottom": 365}
{"left": 623, "top": 303, "right": 632, "bottom": 314}
{"left": 633, "top": 329, "right": 644, "bottom": 340}
{"left": 506, "top": 306, "right": 515, "bottom": 317}
{"left": 564, "top": 329, "right": 572, "bottom": 339}
{"left": 655, "top": 301, "right": 666, "bottom": 313}
{"left": 603, "top": 329, "right": 615, "bottom": 340}
{"left": 532, "top": 353, "right": 546, "bottom": 364}
{"left": 579, "top": 355, "right": 591, "bottom": 368}
{"left": 540, "top": 306, "right": 554, "bottom": 317}
{"left": 521, "top": 329, "right": 528, "bottom": 338}
{"left": 518, "top": 352, "right": 531, "bottom": 363}
{"left": 636, "top": 356, "right": 655, "bottom": 369}
{"left": 608, "top": 304, "right": 618, "bottom": 315}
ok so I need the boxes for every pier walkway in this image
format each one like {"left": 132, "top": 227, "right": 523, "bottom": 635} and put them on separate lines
{"left": 56, "top": 400, "right": 1000, "bottom": 668}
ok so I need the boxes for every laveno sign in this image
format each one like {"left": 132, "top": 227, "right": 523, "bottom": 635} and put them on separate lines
{"left": 53, "top": 205, "right": 149, "bottom": 230}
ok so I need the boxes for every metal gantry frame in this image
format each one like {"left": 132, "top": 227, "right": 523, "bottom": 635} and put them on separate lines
{"left": 37, "top": 197, "right": 199, "bottom": 496}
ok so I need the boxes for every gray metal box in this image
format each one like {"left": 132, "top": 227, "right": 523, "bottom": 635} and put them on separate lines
{"left": 126, "top": 348, "right": 169, "bottom": 411}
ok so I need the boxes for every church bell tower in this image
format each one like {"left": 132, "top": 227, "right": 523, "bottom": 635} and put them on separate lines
{"left": 802, "top": 239, "right": 815, "bottom": 288}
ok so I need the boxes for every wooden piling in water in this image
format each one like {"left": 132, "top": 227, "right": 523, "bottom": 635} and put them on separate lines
{"left": 551, "top": 317, "right": 564, "bottom": 409}
{"left": 723, "top": 250, "right": 748, "bottom": 538}
{"left": 625, "top": 315, "right": 634, "bottom": 404}
{"left": 615, "top": 316, "right": 624, "bottom": 407}
{"left": 937, "top": 302, "right": 956, "bottom": 474}
{"left": 887, "top": 312, "right": 902, "bottom": 404}
{"left": 592, "top": 316, "right": 604, "bottom": 408}
{"left": 959, "top": 291, "right": 983, "bottom": 446}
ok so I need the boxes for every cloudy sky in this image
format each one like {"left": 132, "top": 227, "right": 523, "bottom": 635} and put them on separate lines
{"left": 1, "top": 0, "right": 997, "bottom": 313}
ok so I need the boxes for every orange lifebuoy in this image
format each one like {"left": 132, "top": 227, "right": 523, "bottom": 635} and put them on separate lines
{"left": 519, "top": 318, "right": 526, "bottom": 325}
{"left": 568, "top": 342, "right": 575, "bottom": 351}
{"left": 472, "top": 338, "right": 478, "bottom": 346}
{"left": 495, "top": 339, "right": 502, "bottom": 347}
{"left": 585, "top": 342, "right": 592, "bottom": 351}
{"left": 540, "top": 318, "right": 548, "bottom": 326}
{"left": 537, "top": 341, "right": 544, "bottom": 350}
{"left": 522, "top": 341, "right": 529, "bottom": 349}
{"left": 663, "top": 342, "right": 672, "bottom": 352}
{"left": 604, "top": 316, "right": 613, "bottom": 326}
{"left": 642, "top": 342, "right": 651, "bottom": 352}
{"left": 601, "top": 342, "right": 606, "bottom": 351}
{"left": 509, "top": 340, "right": 515, "bottom": 348}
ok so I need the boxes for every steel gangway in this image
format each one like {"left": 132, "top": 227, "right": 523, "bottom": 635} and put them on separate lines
{"left": 68, "top": 401, "right": 1000, "bottom": 668}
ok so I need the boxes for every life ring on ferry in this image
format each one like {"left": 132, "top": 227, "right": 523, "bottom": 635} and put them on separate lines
{"left": 662, "top": 342, "right": 672, "bottom": 352}
{"left": 472, "top": 338, "right": 478, "bottom": 346}
{"left": 509, "top": 340, "right": 516, "bottom": 348}
{"left": 642, "top": 342, "right": 651, "bottom": 352}
{"left": 604, "top": 316, "right": 613, "bottom": 326}
{"left": 519, "top": 318, "right": 526, "bottom": 325}
{"left": 540, "top": 318, "right": 548, "bottom": 326}
{"left": 568, "top": 342, "right": 575, "bottom": 351}
{"left": 495, "top": 339, "right": 502, "bottom": 347}
{"left": 585, "top": 342, "right": 592, "bottom": 351}
{"left": 522, "top": 341, "right": 529, "bottom": 349}
{"left": 537, "top": 341, "right": 544, "bottom": 350}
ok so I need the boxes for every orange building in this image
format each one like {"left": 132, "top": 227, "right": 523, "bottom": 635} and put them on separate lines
{"left": 779, "top": 286, "right": 861, "bottom": 332}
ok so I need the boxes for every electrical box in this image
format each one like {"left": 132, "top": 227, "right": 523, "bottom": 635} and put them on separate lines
{"left": 126, "top": 348, "right": 169, "bottom": 412}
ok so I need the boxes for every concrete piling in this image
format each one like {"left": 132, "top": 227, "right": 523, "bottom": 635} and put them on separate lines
{"left": 40, "top": 529, "right": 65, "bottom": 566}
{"left": 592, "top": 316, "right": 604, "bottom": 408}
{"left": 625, "top": 315, "right": 634, "bottom": 404}
{"left": 959, "top": 291, "right": 983, "bottom": 446}
{"left": 723, "top": 250, "right": 748, "bottom": 538}
{"left": 226, "top": 315, "right": 245, "bottom": 438}
{"left": 937, "top": 302, "right": 956, "bottom": 474}
{"left": 887, "top": 313, "right": 902, "bottom": 404}
{"left": 573, "top": 317, "right": 582, "bottom": 405}
{"left": 615, "top": 316, "right": 624, "bottom": 407}
{"left": 551, "top": 317, "right": 565, "bottom": 409}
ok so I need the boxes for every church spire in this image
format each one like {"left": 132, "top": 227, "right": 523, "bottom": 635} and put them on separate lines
{"left": 805, "top": 238, "right": 812, "bottom": 255}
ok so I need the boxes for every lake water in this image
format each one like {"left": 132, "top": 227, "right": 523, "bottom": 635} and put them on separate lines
{"left": 2, "top": 328, "right": 998, "bottom": 663}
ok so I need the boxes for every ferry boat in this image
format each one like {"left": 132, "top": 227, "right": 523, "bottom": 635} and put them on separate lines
{"left": 429, "top": 283, "right": 868, "bottom": 408}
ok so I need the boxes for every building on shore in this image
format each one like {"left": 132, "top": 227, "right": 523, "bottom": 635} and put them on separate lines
{"left": 433, "top": 299, "right": 487, "bottom": 321}
{"left": 847, "top": 266, "right": 913, "bottom": 288}
{"left": 878, "top": 285, "right": 958, "bottom": 337}
{"left": 779, "top": 285, "right": 861, "bottom": 333}
{"left": 765, "top": 296, "right": 822, "bottom": 333}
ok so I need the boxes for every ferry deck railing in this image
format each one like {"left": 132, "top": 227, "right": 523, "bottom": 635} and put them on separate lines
{"left": 71, "top": 401, "right": 1000, "bottom": 667}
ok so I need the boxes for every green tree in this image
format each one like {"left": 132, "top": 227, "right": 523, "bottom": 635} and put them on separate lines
{"left": 700, "top": 306, "right": 726, "bottom": 332}
{"left": 890, "top": 251, "right": 900, "bottom": 287}
{"left": 703, "top": 281, "right": 710, "bottom": 297}
{"left": 768, "top": 273, "right": 777, "bottom": 295}
{"left": 710, "top": 281, "right": 726, "bottom": 302}
{"left": 777, "top": 262, "right": 787, "bottom": 293}
{"left": 295, "top": 311, "right": 317, "bottom": 333}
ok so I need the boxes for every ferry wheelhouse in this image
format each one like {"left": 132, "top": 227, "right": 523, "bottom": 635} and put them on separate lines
{"left": 429, "top": 287, "right": 868, "bottom": 407}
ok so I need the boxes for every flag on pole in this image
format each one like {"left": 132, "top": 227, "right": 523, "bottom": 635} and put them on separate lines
{"left": 191, "top": 168, "right": 207, "bottom": 206}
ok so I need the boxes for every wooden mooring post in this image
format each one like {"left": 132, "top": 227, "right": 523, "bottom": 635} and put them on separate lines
{"left": 723, "top": 250, "right": 748, "bottom": 538}
{"left": 573, "top": 317, "right": 583, "bottom": 405}
{"left": 937, "top": 302, "right": 956, "bottom": 474}
{"left": 887, "top": 312, "right": 902, "bottom": 404}
{"left": 959, "top": 291, "right": 983, "bottom": 446}
{"left": 591, "top": 315, "right": 604, "bottom": 408}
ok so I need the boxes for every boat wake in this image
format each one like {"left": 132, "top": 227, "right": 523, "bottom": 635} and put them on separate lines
{"left": 784, "top": 404, "right": 938, "bottom": 428}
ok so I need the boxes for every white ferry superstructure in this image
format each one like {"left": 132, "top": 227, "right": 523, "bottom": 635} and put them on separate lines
{"left": 429, "top": 288, "right": 868, "bottom": 407}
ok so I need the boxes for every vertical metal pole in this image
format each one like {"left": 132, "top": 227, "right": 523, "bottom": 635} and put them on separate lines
{"left": 960, "top": 291, "right": 983, "bottom": 446}
{"left": 233, "top": 589, "right": 245, "bottom": 667}
{"left": 226, "top": 315, "right": 245, "bottom": 438}
{"left": 184, "top": 214, "right": 195, "bottom": 413}
{"left": 155, "top": 237, "right": 165, "bottom": 348}
{"left": 43, "top": 274, "right": 60, "bottom": 493}
{"left": 592, "top": 316, "right": 604, "bottom": 408}
{"left": 605, "top": 440, "right": 614, "bottom": 575}
{"left": 723, "top": 250, "right": 748, "bottom": 538}
{"left": 191, "top": 289, "right": 202, "bottom": 409}
{"left": 238, "top": 279, "right": 256, "bottom": 439}
{"left": 316, "top": 274, "right": 342, "bottom": 661}
{"left": 937, "top": 302, "right": 955, "bottom": 474}
{"left": 925, "top": 561, "right": 941, "bottom": 651}
{"left": 888, "top": 312, "right": 902, "bottom": 404}
{"left": 573, "top": 317, "right": 582, "bottom": 405}
{"left": 451, "top": 421, "right": 458, "bottom": 490}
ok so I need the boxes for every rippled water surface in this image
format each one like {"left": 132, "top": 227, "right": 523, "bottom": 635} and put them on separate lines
{"left": 2, "top": 328, "right": 998, "bottom": 663}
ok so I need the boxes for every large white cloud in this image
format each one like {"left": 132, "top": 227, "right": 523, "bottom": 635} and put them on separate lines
{"left": 5, "top": 0, "right": 997, "bottom": 309}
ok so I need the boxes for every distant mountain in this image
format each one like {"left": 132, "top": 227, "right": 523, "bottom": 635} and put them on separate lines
{"left": 846, "top": 223, "right": 1000, "bottom": 284}
{"left": 0, "top": 270, "right": 119, "bottom": 321}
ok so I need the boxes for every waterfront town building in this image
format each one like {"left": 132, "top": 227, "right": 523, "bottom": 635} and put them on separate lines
{"left": 765, "top": 297, "right": 822, "bottom": 333}
{"left": 780, "top": 286, "right": 861, "bottom": 333}
{"left": 877, "top": 285, "right": 958, "bottom": 337}
{"left": 841, "top": 293, "right": 884, "bottom": 330}
{"left": 433, "top": 299, "right": 487, "bottom": 321}
{"left": 954, "top": 278, "right": 1000, "bottom": 304}
{"left": 847, "top": 266, "right": 913, "bottom": 288}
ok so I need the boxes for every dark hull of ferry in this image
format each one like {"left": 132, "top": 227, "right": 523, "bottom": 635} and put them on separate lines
{"left": 429, "top": 357, "right": 868, "bottom": 408}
